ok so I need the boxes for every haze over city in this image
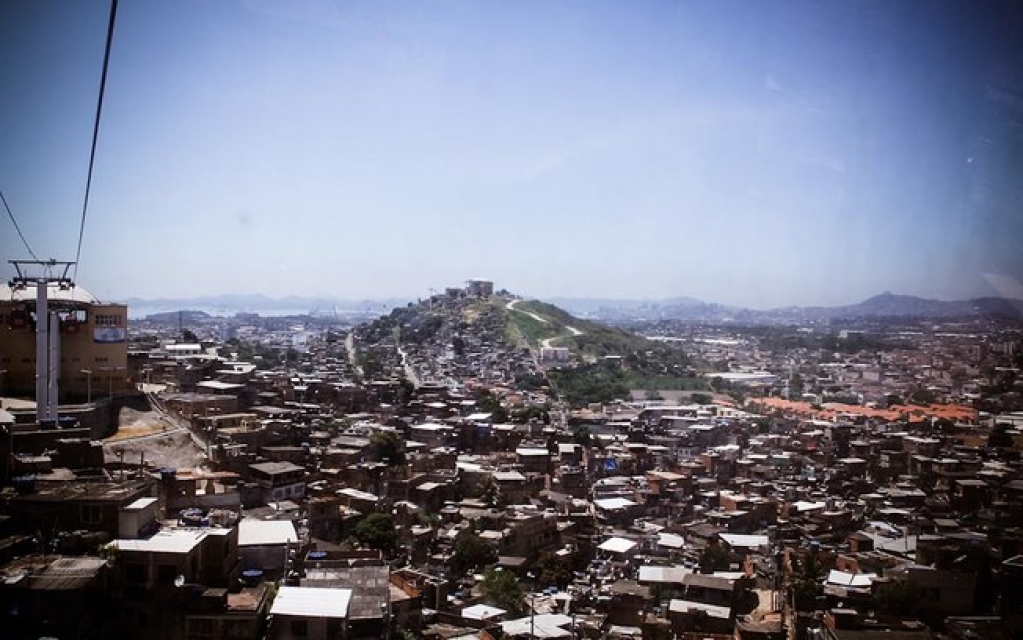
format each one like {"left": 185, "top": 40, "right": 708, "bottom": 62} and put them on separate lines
{"left": 2, "top": 0, "right": 1022, "bottom": 308}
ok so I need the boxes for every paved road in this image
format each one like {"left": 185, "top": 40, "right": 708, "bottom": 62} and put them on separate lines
{"left": 508, "top": 298, "right": 584, "bottom": 348}
{"left": 541, "top": 325, "right": 584, "bottom": 349}
{"left": 506, "top": 298, "right": 550, "bottom": 324}
{"left": 503, "top": 299, "right": 576, "bottom": 428}
{"left": 396, "top": 343, "right": 422, "bottom": 387}
{"left": 344, "top": 331, "right": 364, "bottom": 378}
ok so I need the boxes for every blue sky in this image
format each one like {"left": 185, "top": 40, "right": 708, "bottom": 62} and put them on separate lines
{"left": 2, "top": 0, "right": 1021, "bottom": 308}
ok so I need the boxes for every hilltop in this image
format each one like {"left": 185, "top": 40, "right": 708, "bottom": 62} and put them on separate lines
{"left": 353, "top": 292, "right": 705, "bottom": 406}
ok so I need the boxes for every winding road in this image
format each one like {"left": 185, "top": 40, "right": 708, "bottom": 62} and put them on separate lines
{"left": 507, "top": 298, "right": 584, "bottom": 348}
{"left": 506, "top": 298, "right": 549, "bottom": 324}
{"left": 541, "top": 325, "right": 583, "bottom": 349}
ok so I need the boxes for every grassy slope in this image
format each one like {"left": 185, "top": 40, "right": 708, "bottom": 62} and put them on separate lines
{"left": 509, "top": 299, "right": 707, "bottom": 397}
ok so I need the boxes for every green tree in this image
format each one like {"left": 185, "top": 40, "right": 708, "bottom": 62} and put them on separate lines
{"left": 480, "top": 475, "right": 502, "bottom": 508}
{"left": 873, "top": 578, "right": 920, "bottom": 615}
{"left": 790, "top": 548, "right": 828, "bottom": 612}
{"left": 395, "top": 376, "right": 416, "bottom": 406}
{"left": 690, "top": 393, "right": 713, "bottom": 405}
{"left": 699, "top": 540, "right": 737, "bottom": 573}
{"left": 480, "top": 568, "right": 526, "bottom": 616}
{"left": 572, "top": 425, "right": 593, "bottom": 447}
{"left": 354, "top": 512, "right": 398, "bottom": 553}
{"left": 907, "top": 386, "right": 936, "bottom": 405}
{"left": 546, "top": 362, "right": 631, "bottom": 406}
{"left": 367, "top": 431, "right": 406, "bottom": 465}
{"left": 474, "top": 389, "right": 510, "bottom": 423}
{"left": 451, "top": 529, "right": 497, "bottom": 576}
{"left": 511, "top": 405, "right": 549, "bottom": 424}
{"left": 537, "top": 552, "right": 573, "bottom": 589}
{"left": 452, "top": 335, "right": 466, "bottom": 356}
{"left": 792, "top": 577, "right": 823, "bottom": 612}
{"left": 789, "top": 373, "right": 804, "bottom": 398}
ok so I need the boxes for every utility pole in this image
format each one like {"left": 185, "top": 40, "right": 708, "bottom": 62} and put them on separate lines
{"left": 81, "top": 369, "right": 92, "bottom": 404}
{"left": 8, "top": 259, "right": 76, "bottom": 423}
{"left": 526, "top": 571, "right": 536, "bottom": 639}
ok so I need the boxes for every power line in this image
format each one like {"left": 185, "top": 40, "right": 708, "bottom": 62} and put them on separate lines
{"left": 73, "top": 0, "right": 119, "bottom": 283}
{"left": 1, "top": 189, "right": 40, "bottom": 261}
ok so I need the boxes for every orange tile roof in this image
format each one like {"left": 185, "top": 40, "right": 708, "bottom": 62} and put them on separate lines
{"left": 747, "top": 397, "right": 977, "bottom": 424}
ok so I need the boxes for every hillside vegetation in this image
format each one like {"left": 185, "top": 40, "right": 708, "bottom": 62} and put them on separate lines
{"left": 508, "top": 299, "right": 704, "bottom": 404}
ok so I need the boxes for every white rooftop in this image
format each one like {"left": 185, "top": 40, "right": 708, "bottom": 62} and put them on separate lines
{"left": 826, "top": 570, "right": 875, "bottom": 588}
{"left": 462, "top": 604, "right": 507, "bottom": 620}
{"left": 270, "top": 586, "right": 352, "bottom": 619}
{"left": 597, "top": 537, "right": 638, "bottom": 554}
{"left": 669, "top": 598, "right": 730, "bottom": 619}
{"left": 196, "top": 380, "right": 245, "bottom": 390}
{"left": 719, "top": 533, "right": 770, "bottom": 549}
{"left": 500, "top": 613, "right": 573, "bottom": 638}
{"left": 123, "top": 497, "right": 159, "bottom": 511}
{"left": 238, "top": 518, "right": 298, "bottom": 547}
{"left": 115, "top": 528, "right": 208, "bottom": 554}
{"left": 412, "top": 422, "right": 453, "bottom": 432}
{"left": 638, "top": 565, "right": 689, "bottom": 583}
{"left": 792, "top": 500, "right": 827, "bottom": 512}
{"left": 656, "top": 532, "right": 686, "bottom": 549}
{"left": 493, "top": 471, "right": 527, "bottom": 482}
{"left": 515, "top": 447, "right": 550, "bottom": 457}
{"left": 593, "top": 497, "right": 637, "bottom": 511}
{"left": 337, "top": 487, "right": 380, "bottom": 502}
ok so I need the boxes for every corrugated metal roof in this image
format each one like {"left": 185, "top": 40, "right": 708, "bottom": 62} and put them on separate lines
{"left": 302, "top": 566, "right": 388, "bottom": 620}
{"left": 22, "top": 557, "right": 107, "bottom": 591}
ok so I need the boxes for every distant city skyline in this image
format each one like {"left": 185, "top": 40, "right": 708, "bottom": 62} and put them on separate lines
{"left": 2, "top": 1, "right": 1022, "bottom": 308}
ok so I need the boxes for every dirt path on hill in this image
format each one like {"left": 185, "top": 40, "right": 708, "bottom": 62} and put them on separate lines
{"left": 102, "top": 406, "right": 208, "bottom": 470}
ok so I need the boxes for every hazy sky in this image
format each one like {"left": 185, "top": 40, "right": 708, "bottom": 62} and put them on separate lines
{"left": 2, "top": 0, "right": 1022, "bottom": 308}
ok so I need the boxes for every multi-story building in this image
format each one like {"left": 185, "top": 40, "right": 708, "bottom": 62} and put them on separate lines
{"left": 465, "top": 279, "right": 494, "bottom": 298}
{"left": 0, "top": 282, "right": 128, "bottom": 402}
{"left": 248, "top": 461, "right": 306, "bottom": 504}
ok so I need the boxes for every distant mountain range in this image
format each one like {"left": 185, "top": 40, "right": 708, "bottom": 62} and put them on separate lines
{"left": 546, "top": 292, "right": 1023, "bottom": 323}
{"left": 126, "top": 294, "right": 412, "bottom": 317}
{"left": 125, "top": 291, "right": 1023, "bottom": 323}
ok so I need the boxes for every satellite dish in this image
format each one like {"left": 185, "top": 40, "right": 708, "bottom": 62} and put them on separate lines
{"left": 174, "top": 575, "right": 185, "bottom": 588}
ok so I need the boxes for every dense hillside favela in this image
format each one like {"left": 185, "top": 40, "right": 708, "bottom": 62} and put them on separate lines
{"left": 3, "top": 278, "right": 1023, "bottom": 640}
